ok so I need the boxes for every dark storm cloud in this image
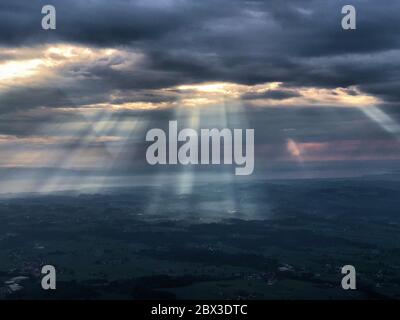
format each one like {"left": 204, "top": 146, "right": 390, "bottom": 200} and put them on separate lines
{"left": 242, "top": 89, "right": 301, "bottom": 100}
{"left": 0, "top": 83, "right": 112, "bottom": 113}
{"left": 1, "top": 87, "right": 76, "bottom": 111}
{"left": 0, "top": 0, "right": 400, "bottom": 107}
{"left": 1, "top": 0, "right": 400, "bottom": 113}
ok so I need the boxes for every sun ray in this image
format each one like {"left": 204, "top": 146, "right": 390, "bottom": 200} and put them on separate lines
{"left": 359, "top": 105, "right": 400, "bottom": 139}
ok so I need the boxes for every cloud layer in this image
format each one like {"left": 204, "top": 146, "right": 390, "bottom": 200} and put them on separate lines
{"left": 1, "top": 0, "right": 400, "bottom": 186}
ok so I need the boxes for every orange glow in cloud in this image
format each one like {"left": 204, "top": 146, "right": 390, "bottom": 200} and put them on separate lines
{"left": 0, "top": 44, "right": 141, "bottom": 90}
{"left": 285, "top": 140, "right": 400, "bottom": 162}
{"left": 0, "top": 59, "right": 43, "bottom": 82}
{"left": 0, "top": 43, "right": 381, "bottom": 111}
{"left": 287, "top": 139, "right": 302, "bottom": 158}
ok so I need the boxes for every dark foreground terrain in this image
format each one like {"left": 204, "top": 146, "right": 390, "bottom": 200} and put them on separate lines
{"left": 0, "top": 177, "right": 400, "bottom": 299}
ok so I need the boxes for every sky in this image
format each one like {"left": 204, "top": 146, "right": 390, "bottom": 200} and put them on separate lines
{"left": 0, "top": 0, "right": 400, "bottom": 193}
